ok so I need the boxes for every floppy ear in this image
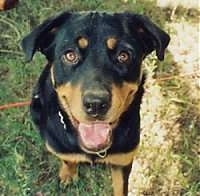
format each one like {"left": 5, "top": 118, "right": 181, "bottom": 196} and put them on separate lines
{"left": 128, "top": 14, "right": 170, "bottom": 60}
{"left": 21, "top": 12, "right": 71, "bottom": 62}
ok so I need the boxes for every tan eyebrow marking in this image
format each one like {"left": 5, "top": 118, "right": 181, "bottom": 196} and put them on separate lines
{"left": 78, "top": 37, "right": 89, "bottom": 49}
{"left": 106, "top": 37, "right": 118, "bottom": 50}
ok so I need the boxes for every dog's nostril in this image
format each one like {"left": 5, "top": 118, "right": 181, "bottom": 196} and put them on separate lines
{"left": 83, "top": 93, "right": 110, "bottom": 117}
{"left": 85, "top": 103, "right": 94, "bottom": 113}
{"left": 101, "top": 103, "right": 108, "bottom": 109}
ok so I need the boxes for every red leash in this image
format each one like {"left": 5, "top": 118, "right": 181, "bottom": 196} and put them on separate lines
{"left": 0, "top": 100, "right": 31, "bottom": 110}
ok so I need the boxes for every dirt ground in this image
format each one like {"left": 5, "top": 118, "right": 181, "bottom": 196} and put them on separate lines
{"left": 128, "top": 6, "right": 200, "bottom": 196}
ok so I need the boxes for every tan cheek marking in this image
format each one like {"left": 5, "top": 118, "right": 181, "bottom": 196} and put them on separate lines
{"left": 107, "top": 83, "right": 138, "bottom": 121}
{"left": 56, "top": 83, "right": 73, "bottom": 110}
{"left": 106, "top": 37, "right": 118, "bottom": 50}
{"left": 121, "top": 82, "right": 138, "bottom": 111}
{"left": 56, "top": 84, "right": 86, "bottom": 121}
{"left": 78, "top": 37, "right": 89, "bottom": 49}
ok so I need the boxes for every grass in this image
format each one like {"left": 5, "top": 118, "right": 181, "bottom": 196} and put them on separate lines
{"left": 0, "top": 0, "right": 199, "bottom": 195}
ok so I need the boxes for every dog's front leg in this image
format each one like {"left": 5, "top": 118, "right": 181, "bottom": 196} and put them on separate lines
{"left": 111, "top": 163, "right": 132, "bottom": 196}
{"left": 59, "top": 161, "right": 78, "bottom": 184}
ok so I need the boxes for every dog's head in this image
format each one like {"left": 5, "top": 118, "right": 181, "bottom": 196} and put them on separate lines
{"left": 22, "top": 12, "right": 170, "bottom": 154}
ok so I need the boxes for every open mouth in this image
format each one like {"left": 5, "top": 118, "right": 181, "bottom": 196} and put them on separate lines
{"left": 69, "top": 114, "right": 114, "bottom": 156}
{"left": 78, "top": 122, "right": 112, "bottom": 153}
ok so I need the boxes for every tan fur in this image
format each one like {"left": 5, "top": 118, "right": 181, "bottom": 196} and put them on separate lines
{"left": 106, "top": 37, "right": 118, "bottom": 50}
{"left": 46, "top": 142, "right": 137, "bottom": 166}
{"left": 97, "top": 147, "right": 137, "bottom": 166}
{"left": 0, "top": 0, "right": 5, "bottom": 10}
{"left": 78, "top": 37, "right": 89, "bottom": 49}
{"left": 59, "top": 161, "right": 78, "bottom": 184}
{"left": 46, "top": 143, "right": 92, "bottom": 163}
{"left": 106, "top": 82, "right": 138, "bottom": 123}
{"left": 119, "top": 82, "right": 139, "bottom": 111}
{"left": 111, "top": 166, "right": 124, "bottom": 196}
{"left": 56, "top": 83, "right": 87, "bottom": 123}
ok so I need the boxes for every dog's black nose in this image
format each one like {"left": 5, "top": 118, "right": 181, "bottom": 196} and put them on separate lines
{"left": 83, "top": 91, "right": 111, "bottom": 117}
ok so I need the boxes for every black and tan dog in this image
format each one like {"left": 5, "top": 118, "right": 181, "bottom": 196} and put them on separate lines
{"left": 22, "top": 11, "right": 170, "bottom": 196}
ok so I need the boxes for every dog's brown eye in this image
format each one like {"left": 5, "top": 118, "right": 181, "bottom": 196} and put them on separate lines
{"left": 63, "top": 50, "right": 80, "bottom": 64}
{"left": 117, "top": 51, "right": 130, "bottom": 64}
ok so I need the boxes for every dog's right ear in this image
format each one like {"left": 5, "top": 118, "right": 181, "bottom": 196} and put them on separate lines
{"left": 21, "top": 12, "right": 71, "bottom": 62}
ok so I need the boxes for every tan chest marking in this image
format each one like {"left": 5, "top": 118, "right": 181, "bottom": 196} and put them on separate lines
{"left": 46, "top": 142, "right": 138, "bottom": 166}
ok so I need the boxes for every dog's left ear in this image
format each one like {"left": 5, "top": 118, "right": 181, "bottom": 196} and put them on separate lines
{"left": 127, "top": 14, "right": 170, "bottom": 60}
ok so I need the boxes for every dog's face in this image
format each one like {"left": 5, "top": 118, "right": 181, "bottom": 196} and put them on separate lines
{"left": 22, "top": 12, "right": 169, "bottom": 154}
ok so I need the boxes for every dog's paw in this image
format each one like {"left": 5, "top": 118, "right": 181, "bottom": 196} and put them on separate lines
{"left": 59, "top": 161, "right": 78, "bottom": 185}
{"left": 59, "top": 171, "right": 78, "bottom": 185}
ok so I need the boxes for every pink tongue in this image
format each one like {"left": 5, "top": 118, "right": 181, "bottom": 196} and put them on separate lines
{"left": 78, "top": 122, "right": 111, "bottom": 150}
